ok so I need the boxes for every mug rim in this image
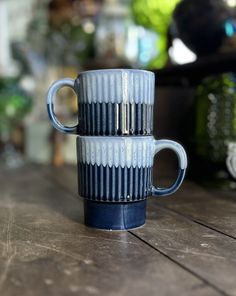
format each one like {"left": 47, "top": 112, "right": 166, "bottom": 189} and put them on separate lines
{"left": 77, "top": 135, "right": 154, "bottom": 140}
{"left": 77, "top": 68, "right": 154, "bottom": 77}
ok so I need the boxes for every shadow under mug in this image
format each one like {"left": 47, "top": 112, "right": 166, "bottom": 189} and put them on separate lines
{"left": 77, "top": 136, "right": 187, "bottom": 230}
{"left": 47, "top": 69, "right": 154, "bottom": 136}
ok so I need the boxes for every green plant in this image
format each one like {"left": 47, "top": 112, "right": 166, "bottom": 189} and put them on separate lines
{"left": 131, "top": 0, "right": 181, "bottom": 68}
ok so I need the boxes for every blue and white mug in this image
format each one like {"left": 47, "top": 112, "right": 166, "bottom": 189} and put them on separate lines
{"left": 47, "top": 69, "right": 154, "bottom": 136}
{"left": 77, "top": 136, "right": 187, "bottom": 230}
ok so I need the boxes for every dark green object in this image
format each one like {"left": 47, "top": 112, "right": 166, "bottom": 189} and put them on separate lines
{"left": 194, "top": 73, "right": 236, "bottom": 188}
{"left": 131, "top": 0, "right": 181, "bottom": 68}
{"left": 0, "top": 78, "right": 32, "bottom": 138}
{"left": 173, "top": 0, "right": 231, "bottom": 56}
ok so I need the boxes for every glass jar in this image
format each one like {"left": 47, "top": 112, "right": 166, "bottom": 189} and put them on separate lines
{"left": 193, "top": 73, "right": 236, "bottom": 188}
{"left": 95, "top": 0, "right": 132, "bottom": 62}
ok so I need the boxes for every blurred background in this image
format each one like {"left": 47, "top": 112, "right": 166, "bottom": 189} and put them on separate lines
{"left": 0, "top": 0, "right": 236, "bottom": 189}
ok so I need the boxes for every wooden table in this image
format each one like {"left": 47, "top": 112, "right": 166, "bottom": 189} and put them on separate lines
{"left": 0, "top": 165, "right": 235, "bottom": 296}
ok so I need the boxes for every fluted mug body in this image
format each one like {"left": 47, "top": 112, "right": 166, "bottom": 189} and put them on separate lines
{"left": 47, "top": 69, "right": 155, "bottom": 136}
{"left": 77, "top": 136, "right": 187, "bottom": 230}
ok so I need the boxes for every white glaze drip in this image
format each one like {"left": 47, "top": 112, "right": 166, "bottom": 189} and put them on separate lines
{"left": 76, "top": 69, "right": 155, "bottom": 104}
{"left": 77, "top": 136, "right": 155, "bottom": 168}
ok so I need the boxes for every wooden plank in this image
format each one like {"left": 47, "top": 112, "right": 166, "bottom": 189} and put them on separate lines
{"left": 42, "top": 164, "right": 78, "bottom": 197}
{"left": 47, "top": 165, "right": 236, "bottom": 238}
{"left": 132, "top": 200, "right": 236, "bottom": 296}
{"left": 45, "top": 165, "right": 236, "bottom": 295}
{"left": 0, "top": 167, "right": 220, "bottom": 296}
{"left": 154, "top": 180, "right": 236, "bottom": 238}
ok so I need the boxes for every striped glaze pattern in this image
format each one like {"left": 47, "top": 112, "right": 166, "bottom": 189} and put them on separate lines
{"left": 46, "top": 69, "right": 155, "bottom": 135}
{"left": 78, "top": 163, "right": 152, "bottom": 202}
{"left": 75, "top": 69, "right": 155, "bottom": 104}
{"left": 76, "top": 136, "right": 187, "bottom": 200}
{"left": 77, "top": 136, "right": 155, "bottom": 168}
{"left": 78, "top": 102, "right": 153, "bottom": 135}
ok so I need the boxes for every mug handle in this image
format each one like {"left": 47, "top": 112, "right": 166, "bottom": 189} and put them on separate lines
{"left": 226, "top": 155, "right": 236, "bottom": 179}
{"left": 46, "top": 78, "right": 78, "bottom": 134}
{"left": 151, "top": 139, "right": 187, "bottom": 197}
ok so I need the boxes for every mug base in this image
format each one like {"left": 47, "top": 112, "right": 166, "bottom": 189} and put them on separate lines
{"left": 84, "top": 199, "right": 146, "bottom": 231}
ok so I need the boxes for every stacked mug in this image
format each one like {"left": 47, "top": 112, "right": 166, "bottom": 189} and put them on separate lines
{"left": 47, "top": 69, "right": 187, "bottom": 230}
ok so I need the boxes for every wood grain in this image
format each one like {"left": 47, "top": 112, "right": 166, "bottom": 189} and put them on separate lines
{"left": 45, "top": 165, "right": 236, "bottom": 295}
{"left": 132, "top": 201, "right": 236, "bottom": 296}
{"left": 154, "top": 180, "right": 236, "bottom": 239}
{"left": 0, "top": 166, "right": 221, "bottom": 296}
{"left": 47, "top": 165, "right": 236, "bottom": 239}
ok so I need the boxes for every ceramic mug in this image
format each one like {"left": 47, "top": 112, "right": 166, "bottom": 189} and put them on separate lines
{"left": 77, "top": 136, "right": 187, "bottom": 230}
{"left": 46, "top": 69, "right": 154, "bottom": 136}
{"left": 226, "top": 142, "right": 236, "bottom": 179}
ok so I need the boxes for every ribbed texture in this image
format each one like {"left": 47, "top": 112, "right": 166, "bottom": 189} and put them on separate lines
{"left": 76, "top": 69, "right": 155, "bottom": 104}
{"left": 78, "top": 102, "right": 153, "bottom": 136}
{"left": 78, "top": 164, "right": 152, "bottom": 202}
{"left": 77, "top": 136, "right": 154, "bottom": 168}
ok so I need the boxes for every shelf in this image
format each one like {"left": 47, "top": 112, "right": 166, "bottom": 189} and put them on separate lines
{"left": 152, "top": 51, "right": 236, "bottom": 87}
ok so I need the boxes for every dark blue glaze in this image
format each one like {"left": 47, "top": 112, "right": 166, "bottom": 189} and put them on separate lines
{"left": 47, "top": 103, "right": 78, "bottom": 134}
{"left": 78, "top": 102, "right": 153, "bottom": 136}
{"left": 78, "top": 163, "right": 152, "bottom": 202}
{"left": 84, "top": 199, "right": 146, "bottom": 230}
{"left": 151, "top": 169, "right": 186, "bottom": 196}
